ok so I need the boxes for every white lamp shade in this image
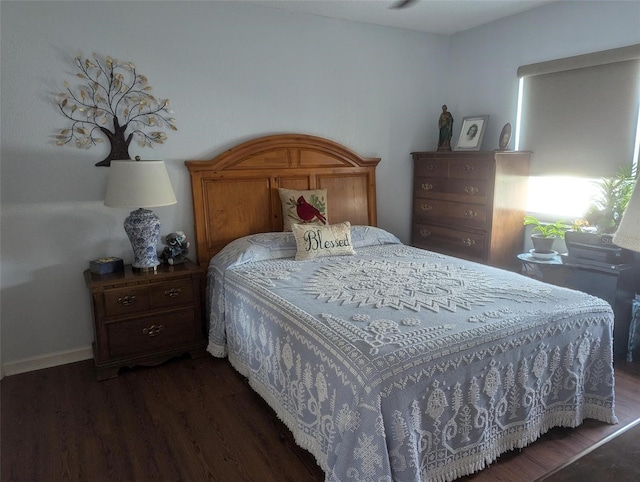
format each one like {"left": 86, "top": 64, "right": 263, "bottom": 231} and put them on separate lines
{"left": 613, "top": 181, "right": 640, "bottom": 252}
{"left": 104, "top": 159, "right": 177, "bottom": 208}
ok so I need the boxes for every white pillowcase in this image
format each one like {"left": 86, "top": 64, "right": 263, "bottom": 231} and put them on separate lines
{"left": 292, "top": 221, "right": 355, "bottom": 260}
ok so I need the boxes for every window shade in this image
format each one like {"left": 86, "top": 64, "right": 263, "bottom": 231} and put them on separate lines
{"left": 518, "top": 45, "right": 640, "bottom": 178}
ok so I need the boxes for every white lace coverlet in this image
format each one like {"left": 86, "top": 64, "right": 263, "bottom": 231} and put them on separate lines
{"left": 206, "top": 227, "right": 617, "bottom": 482}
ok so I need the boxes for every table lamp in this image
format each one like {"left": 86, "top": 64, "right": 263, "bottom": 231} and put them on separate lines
{"left": 613, "top": 180, "right": 640, "bottom": 253}
{"left": 104, "top": 157, "right": 177, "bottom": 272}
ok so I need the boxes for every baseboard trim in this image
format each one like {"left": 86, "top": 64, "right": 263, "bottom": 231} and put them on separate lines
{"left": 2, "top": 347, "right": 93, "bottom": 377}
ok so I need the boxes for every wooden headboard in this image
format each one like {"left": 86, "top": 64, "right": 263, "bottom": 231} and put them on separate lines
{"left": 185, "top": 134, "right": 380, "bottom": 266}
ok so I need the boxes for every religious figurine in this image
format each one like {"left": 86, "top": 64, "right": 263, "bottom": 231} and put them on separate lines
{"left": 437, "top": 105, "right": 453, "bottom": 151}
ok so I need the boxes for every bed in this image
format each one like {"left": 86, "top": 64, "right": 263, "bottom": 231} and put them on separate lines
{"left": 185, "top": 134, "right": 617, "bottom": 482}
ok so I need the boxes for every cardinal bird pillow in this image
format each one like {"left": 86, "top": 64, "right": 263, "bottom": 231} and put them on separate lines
{"left": 292, "top": 221, "right": 355, "bottom": 260}
{"left": 278, "top": 188, "right": 329, "bottom": 231}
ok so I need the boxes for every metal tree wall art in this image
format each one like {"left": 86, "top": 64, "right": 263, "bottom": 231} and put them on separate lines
{"left": 54, "top": 53, "right": 177, "bottom": 166}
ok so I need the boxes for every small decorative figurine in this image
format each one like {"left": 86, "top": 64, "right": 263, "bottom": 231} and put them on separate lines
{"left": 159, "top": 231, "right": 190, "bottom": 265}
{"left": 437, "top": 105, "right": 453, "bottom": 151}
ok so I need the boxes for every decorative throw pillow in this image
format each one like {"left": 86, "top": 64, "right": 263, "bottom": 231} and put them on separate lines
{"left": 292, "top": 221, "right": 355, "bottom": 261}
{"left": 278, "top": 188, "right": 328, "bottom": 231}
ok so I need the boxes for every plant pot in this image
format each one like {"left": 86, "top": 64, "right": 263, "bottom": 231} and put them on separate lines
{"left": 531, "top": 233, "right": 556, "bottom": 253}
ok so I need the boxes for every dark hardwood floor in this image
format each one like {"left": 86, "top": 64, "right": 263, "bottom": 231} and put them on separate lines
{"left": 2, "top": 356, "right": 639, "bottom": 482}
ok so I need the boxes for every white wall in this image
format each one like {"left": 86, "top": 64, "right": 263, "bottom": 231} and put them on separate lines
{"left": 448, "top": 1, "right": 640, "bottom": 150}
{"left": 1, "top": 1, "right": 638, "bottom": 374}
{"left": 0, "top": 1, "right": 449, "bottom": 373}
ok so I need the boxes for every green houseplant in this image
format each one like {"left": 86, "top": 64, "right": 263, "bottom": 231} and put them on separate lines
{"left": 523, "top": 215, "right": 566, "bottom": 253}
{"left": 583, "top": 166, "right": 636, "bottom": 234}
{"left": 564, "top": 167, "right": 637, "bottom": 263}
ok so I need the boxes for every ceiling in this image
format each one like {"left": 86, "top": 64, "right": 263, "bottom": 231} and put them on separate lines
{"left": 250, "top": 0, "right": 554, "bottom": 36}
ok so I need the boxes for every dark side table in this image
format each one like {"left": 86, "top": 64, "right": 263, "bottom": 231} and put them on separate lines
{"left": 517, "top": 252, "right": 565, "bottom": 284}
{"left": 517, "top": 252, "right": 640, "bottom": 360}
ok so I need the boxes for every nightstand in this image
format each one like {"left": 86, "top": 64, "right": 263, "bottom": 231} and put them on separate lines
{"left": 517, "top": 252, "right": 640, "bottom": 359}
{"left": 516, "top": 252, "right": 565, "bottom": 285}
{"left": 84, "top": 259, "right": 207, "bottom": 380}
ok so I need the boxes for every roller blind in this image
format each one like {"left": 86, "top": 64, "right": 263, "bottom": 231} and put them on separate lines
{"left": 518, "top": 44, "right": 640, "bottom": 178}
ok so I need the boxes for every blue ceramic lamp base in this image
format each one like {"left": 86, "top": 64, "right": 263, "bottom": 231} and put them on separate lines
{"left": 124, "top": 208, "right": 161, "bottom": 272}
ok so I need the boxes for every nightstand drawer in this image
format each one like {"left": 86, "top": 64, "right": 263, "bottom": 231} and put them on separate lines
{"left": 103, "top": 286, "right": 152, "bottom": 317}
{"left": 106, "top": 308, "right": 199, "bottom": 358}
{"left": 151, "top": 278, "right": 194, "bottom": 308}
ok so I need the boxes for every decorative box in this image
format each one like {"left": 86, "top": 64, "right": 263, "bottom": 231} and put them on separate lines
{"left": 89, "top": 257, "right": 124, "bottom": 275}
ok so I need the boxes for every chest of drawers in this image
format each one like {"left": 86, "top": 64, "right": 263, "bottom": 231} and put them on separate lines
{"left": 84, "top": 259, "right": 207, "bottom": 380}
{"left": 411, "top": 151, "right": 530, "bottom": 269}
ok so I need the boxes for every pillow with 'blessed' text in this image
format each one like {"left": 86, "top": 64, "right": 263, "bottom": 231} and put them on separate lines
{"left": 292, "top": 221, "right": 355, "bottom": 261}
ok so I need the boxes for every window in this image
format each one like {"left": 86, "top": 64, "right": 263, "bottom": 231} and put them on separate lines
{"left": 515, "top": 44, "right": 640, "bottom": 221}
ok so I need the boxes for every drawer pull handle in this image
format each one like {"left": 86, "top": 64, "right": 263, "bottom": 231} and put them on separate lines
{"left": 421, "top": 183, "right": 433, "bottom": 191}
{"left": 420, "top": 229, "right": 431, "bottom": 238}
{"left": 427, "top": 164, "right": 437, "bottom": 171}
{"left": 464, "top": 210, "right": 477, "bottom": 218}
{"left": 117, "top": 295, "right": 137, "bottom": 306}
{"left": 462, "top": 238, "right": 476, "bottom": 247}
{"left": 165, "top": 288, "right": 182, "bottom": 298}
{"left": 420, "top": 204, "right": 433, "bottom": 211}
{"left": 463, "top": 164, "right": 474, "bottom": 172}
{"left": 465, "top": 186, "right": 479, "bottom": 195}
{"left": 143, "top": 324, "right": 164, "bottom": 337}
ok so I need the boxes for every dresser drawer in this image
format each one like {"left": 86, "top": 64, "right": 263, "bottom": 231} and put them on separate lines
{"left": 151, "top": 278, "right": 194, "bottom": 308}
{"left": 412, "top": 224, "right": 486, "bottom": 261}
{"left": 106, "top": 308, "right": 199, "bottom": 358}
{"left": 414, "top": 178, "right": 489, "bottom": 203}
{"left": 413, "top": 199, "right": 488, "bottom": 230}
{"left": 449, "top": 159, "right": 491, "bottom": 180}
{"left": 414, "top": 158, "right": 492, "bottom": 180}
{"left": 103, "top": 286, "right": 152, "bottom": 317}
{"left": 414, "top": 159, "right": 448, "bottom": 178}
{"left": 414, "top": 177, "right": 450, "bottom": 198}
{"left": 447, "top": 179, "right": 489, "bottom": 201}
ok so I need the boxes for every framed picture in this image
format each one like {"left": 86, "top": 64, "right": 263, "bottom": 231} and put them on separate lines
{"left": 498, "top": 122, "right": 512, "bottom": 150}
{"left": 456, "top": 115, "right": 489, "bottom": 151}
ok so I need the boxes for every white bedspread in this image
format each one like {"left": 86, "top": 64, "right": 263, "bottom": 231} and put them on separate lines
{"left": 206, "top": 226, "right": 617, "bottom": 482}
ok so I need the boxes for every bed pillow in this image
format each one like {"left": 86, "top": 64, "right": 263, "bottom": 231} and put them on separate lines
{"left": 278, "top": 188, "right": 328, "bottom": 231}
{"left": 292, "top": 221, "right": 355, "bottom": 260}
{"left": 350, "top": 225, "right": 402, "bottom": 248}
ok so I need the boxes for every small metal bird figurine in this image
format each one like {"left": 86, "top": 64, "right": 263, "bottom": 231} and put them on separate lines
{"left": 296, "top": 196, "right": 327, "bottom": 224}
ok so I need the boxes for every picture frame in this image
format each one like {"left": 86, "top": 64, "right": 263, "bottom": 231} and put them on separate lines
{"left": 498, "top": 122, "right": 512, "bottom": 150}
{"left": 456, "top": 115, "right": 489, "bottom": 151}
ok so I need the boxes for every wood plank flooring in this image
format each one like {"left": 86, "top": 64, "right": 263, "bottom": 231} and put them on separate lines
{"left": 2, "top": 356, "right": 639, "bottom": 482}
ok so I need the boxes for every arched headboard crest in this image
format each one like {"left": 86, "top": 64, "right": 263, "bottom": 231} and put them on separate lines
{"left": 185, "top": 134, "right": 380, "bottom": 266}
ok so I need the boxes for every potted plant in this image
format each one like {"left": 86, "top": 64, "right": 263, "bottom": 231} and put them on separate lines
{"left": 523, "top": 215, "right": 566, "bottom": 254}
{"left": 583, "top": 166, "right": 636, "bottom": 234}
{"left": 565, "top": 166, "right": 636, "bottom": 264}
